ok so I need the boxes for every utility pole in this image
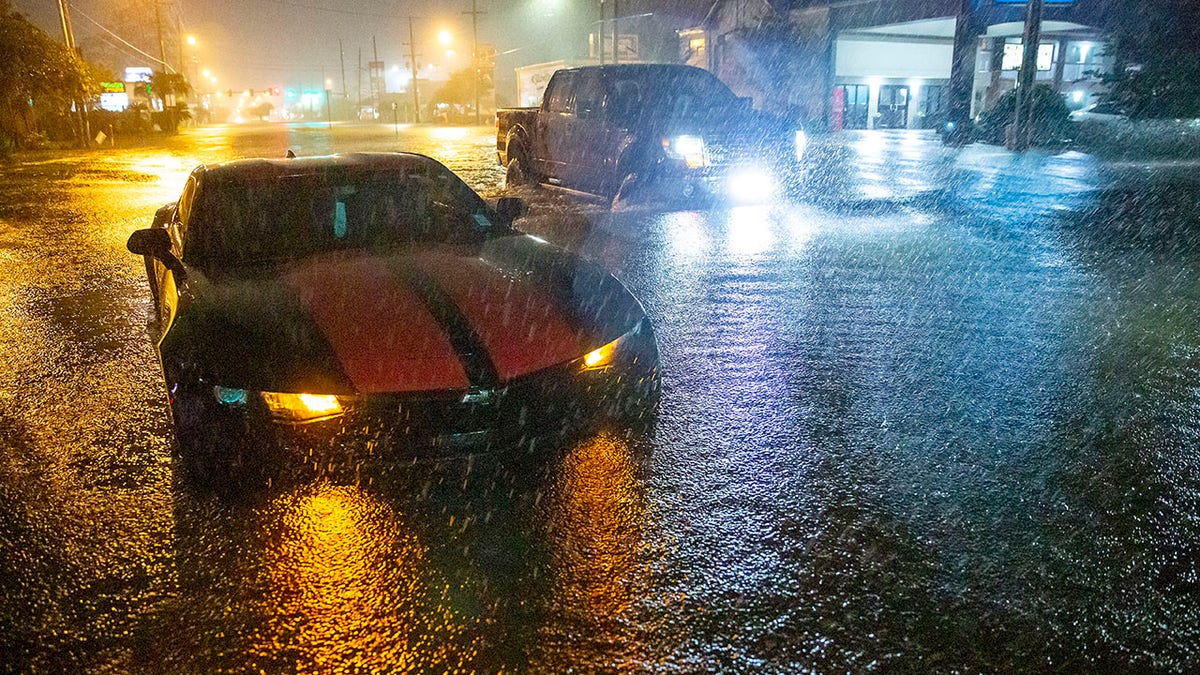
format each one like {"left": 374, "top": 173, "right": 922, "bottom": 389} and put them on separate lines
{"left": 175, "top": 15, "right": 185, "bottom": 82}
{"left": 357, "top": 47, "right": 362, "bottom": 116}
{"left": 406, "top": 17, "right": 421, "bottom": 124}
{"left": 55, "top": 0, "right": 89, "bottom": 146}
{"left": 339, "top": 38, "right": 348, "bottom": 98}
{"left": 462, "top": 0, "right": 484, "bottom": 125}
{"left": 1009, "top": 0, "right": 1044, "bottom": 151}
{"left": 598, "top": 0, "right": 604, "bottom": 65}
{"left": 612, "top": 0, "right": 619, "bottom": 64}
{"left": 373, "top": 35, "right": 381, "bottom": 116}
{"left": 154, "top": 0, "right": 169, "bottom": 72}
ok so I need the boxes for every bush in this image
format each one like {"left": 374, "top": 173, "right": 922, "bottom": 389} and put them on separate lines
{"left": 21, "top": 131, "right": 51, "bottom": 150}
{"left": 976, "top": 84, "right": 1072, "bottom": 146}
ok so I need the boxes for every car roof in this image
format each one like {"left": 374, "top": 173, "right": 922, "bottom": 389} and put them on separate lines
{"left": 197, "top": 152, "right": 443, "bottom": 182}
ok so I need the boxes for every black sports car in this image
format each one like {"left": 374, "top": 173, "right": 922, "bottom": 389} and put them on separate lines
{"left": 127, "top": 152, "right": 658, "bottom": 476}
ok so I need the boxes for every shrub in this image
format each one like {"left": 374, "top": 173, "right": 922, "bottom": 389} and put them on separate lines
{"left": 976, "top": 84, "right": 1072, "bottom": 146}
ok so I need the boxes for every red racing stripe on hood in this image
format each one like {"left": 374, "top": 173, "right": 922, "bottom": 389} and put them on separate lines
{"left": 412, "top": 253, "right": 584, "bottom": 381}
{"left": 283, "top": 252, "right": 469, "bottom": 393}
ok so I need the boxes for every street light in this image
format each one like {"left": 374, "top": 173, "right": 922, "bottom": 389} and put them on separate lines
{"left": 438, "top": 29, "right": 453, "bottom": 46}
{"left": 185, "top": 34, "right": 196, "bottom": 46}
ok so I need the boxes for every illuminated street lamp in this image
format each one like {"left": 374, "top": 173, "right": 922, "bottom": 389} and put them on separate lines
{"left": 438, "top": 28, "right": 453, "bottom": 46}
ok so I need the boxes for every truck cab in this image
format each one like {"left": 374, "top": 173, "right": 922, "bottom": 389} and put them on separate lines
{"left": 497, "top": 64, "right": 808, "bottom": 204}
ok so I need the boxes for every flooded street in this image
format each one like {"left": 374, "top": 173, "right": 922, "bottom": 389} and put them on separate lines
{"left": 2, "top": 124, "right": 1198, "bottom": 671}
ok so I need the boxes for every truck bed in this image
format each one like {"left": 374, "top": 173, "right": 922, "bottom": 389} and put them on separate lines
{"left": 495, "top": 107, "right": 539, "bottom": 166}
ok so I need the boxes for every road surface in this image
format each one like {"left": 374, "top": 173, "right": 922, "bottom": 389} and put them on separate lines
{"left": 1, "top": 122, "right": 1198, "bottom": 672}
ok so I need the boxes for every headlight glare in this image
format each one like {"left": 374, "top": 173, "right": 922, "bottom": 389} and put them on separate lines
{"left": 663, "top": 135, "right": 706, "bottom": 169}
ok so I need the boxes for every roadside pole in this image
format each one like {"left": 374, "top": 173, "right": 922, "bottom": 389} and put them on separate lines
{"left": 1009, "top": 0, "right": 1044, "bottom": 151}
{"left": 56, "top": 0, "right": 90, "bottom": 147}
{"left": 407, "top": 18, "right": 421, "bottom": 124}
{"left": 463, "top": 0, "right": 484, "bottom": 125}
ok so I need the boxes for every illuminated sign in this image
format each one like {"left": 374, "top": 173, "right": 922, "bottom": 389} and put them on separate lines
{"left": 1001, "top": 43, "right": 1056, "bottom": 71}
{"left": 100, "top": 81, "right": 125, "bottom": 93}
{"left": 98, "top": 92, "right": 130, "bottom": 112}
{"left": 124, "top": 67, "right": 153, "bottom": 83}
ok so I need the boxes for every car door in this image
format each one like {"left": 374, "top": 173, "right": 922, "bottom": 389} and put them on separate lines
{"left": 566, "top": 70, "right": 617, "bottom": 194}
{"left": 154, "top": 175, "right": 196, "bottom": 338}
{"left": 535, "top": 70, "right": 576, "bottom": 183}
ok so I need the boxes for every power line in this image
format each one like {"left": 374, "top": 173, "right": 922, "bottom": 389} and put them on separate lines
{"left": 70, "top": 4, "right": 169, "bottom": 67}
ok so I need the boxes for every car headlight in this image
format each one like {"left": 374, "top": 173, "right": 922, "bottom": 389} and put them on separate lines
{"left": 261, "top": 392, "right": 344, "bottom": 423}
{"left": 582, "top": 337, "right": 622, "bottom": 370}
{"left": 213, "top": 385, "right": 346, "bottom": 423}
{"left": 794, "top": 129, "right": 808, "bottom": 162}
{"left": 663, "top": 135, "right": 706, "bottom": 169}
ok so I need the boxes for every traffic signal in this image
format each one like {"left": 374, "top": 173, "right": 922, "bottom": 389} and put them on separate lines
{"left": 272, "top": 87, "right": 282, "bottom": 96}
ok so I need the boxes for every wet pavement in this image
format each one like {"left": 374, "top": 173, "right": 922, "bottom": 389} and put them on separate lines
{"left": 1, "top": 123, "right": 1199, "bottom": 672}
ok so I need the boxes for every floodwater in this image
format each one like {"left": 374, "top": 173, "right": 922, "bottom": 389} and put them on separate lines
{"left": 1, "top": 124, "right": 1198, "bottom": 671}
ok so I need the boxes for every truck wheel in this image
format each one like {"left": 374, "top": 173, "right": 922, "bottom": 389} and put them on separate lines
{"left": 614, "top": 172, "right": 652, "bottom": 207}
{"left": 505, "top": 146, "right": 539, "bottom": 187}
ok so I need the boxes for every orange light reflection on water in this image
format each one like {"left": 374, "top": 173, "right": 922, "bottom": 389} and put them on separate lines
{"left": 255, "top": 482, "right": 479, "bottom": 672}
{"left": 536, "top": 432, "right": 654, "bottom": 665}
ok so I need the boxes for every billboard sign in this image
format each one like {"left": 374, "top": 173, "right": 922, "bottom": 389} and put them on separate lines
{"left": 124, "top": 67, "right": 153, "bottom": 83}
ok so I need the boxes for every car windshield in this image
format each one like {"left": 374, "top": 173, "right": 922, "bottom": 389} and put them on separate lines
{"left": 184, "top": 164, "right": 501, "bottom": 269}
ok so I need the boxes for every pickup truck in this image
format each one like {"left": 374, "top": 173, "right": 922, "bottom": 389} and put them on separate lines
{"left": 496, "top": 64, "right": 807, "bottom": 204}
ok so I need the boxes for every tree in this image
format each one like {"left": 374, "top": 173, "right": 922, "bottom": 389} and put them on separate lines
{"left": 0, "top": 0, "right": 99, "bottom": 146}
{"left": 1101, "top": 0, "right": 1200, "bottom": 119}
{"left": 148, "top": 71, "right": 191, "bottom": 133}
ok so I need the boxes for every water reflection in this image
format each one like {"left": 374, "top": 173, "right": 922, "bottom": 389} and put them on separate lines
{"left": 533, "top": 432, "right": 656, "bottom": 668}
{"left": 257, "top": 483, "right": 477, "bottom": 671}
{"left": 158, "top": 478, "right": 485, "bottom": 672}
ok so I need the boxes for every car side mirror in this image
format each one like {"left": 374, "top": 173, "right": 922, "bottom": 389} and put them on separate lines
{"left": 127, "top": 227, "right": 186, "bottom": 278}
{"left": 495, "top": 197, "right": 528, "bottom": 224}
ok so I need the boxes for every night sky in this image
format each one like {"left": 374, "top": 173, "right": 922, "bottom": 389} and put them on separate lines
{"left": 14, "top": 0, "right": 705, "bottom": 101}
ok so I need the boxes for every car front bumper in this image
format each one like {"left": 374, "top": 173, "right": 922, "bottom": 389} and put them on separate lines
{"left": 171, "top": 327, "right": 660, "bottom": 463}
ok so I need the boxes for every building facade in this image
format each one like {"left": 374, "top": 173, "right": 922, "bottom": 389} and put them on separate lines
{"left": 681, "top": 0, "right": 1112, "bottom": 131}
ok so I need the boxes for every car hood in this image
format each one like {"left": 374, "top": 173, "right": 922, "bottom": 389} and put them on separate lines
{"left": 162, "top": 235, "right": 647, "bottom": 395}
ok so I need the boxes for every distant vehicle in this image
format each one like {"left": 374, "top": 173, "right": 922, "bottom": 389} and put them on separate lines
{"left": 126, "top": 153, "right": 659, "bottom": 479}
{"left": 496, "top": 64, "right": 809, "bottom": 205}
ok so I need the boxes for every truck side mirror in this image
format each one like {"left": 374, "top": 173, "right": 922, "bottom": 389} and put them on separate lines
{"left": 495, "top": 197, "right": 528, "bottom": 224}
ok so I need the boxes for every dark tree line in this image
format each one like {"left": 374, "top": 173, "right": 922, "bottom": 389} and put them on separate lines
{"left": 1102, "top": 0, "right": 1200, "bottom": 119}
{"left": 0, "top": 0, "right": 107, "bottom": 149}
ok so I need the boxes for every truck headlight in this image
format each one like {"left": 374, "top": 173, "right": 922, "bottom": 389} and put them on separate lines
{"left": 663, "top": 135, "right": 706, "bottom": 169}
{"left": 794, "top": 130, "right": 808, "bottom": 162}
{"left": 728, "top": 168, "right": 776, "bottom": 203}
